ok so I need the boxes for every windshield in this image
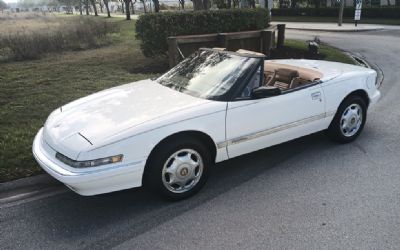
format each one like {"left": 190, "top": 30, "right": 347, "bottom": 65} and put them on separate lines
{"left": 157, "top": 50, "right": 259, "bottom": 100}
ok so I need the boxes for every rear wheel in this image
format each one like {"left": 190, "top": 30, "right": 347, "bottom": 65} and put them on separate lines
{"left": 144, "top": 137, "right": 211, "bottom": 200}
{"left": 326, "top": 95, "right": 367, "bottom": 143}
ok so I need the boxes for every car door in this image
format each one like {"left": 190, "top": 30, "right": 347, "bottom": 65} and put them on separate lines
{"left": 225, "top": 77, "right": 326, "bottom": 158}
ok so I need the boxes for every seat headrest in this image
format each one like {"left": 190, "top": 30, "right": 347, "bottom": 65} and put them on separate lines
{"left": 275, "top": 68, "right": 299, "bottom": 81}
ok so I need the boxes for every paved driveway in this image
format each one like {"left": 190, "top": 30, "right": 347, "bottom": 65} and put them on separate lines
{"left": 1, "top": 29, "right": 400, "bottom": 250}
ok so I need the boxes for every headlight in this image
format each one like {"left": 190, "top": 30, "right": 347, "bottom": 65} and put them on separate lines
{"left": 56, "top": 153, "right": 123, "bottom": 168}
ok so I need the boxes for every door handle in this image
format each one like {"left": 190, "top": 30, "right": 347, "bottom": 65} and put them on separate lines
{"left": 311, "top": 92, "right": 322, "bottom": 101}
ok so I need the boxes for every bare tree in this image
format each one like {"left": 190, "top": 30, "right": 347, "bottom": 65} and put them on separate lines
{"left": 85, "top": 0, "right": 89, "bottom": 14}
{"left": 202, "top": 0, "right": 209, "bottom": 9}
{"left": 178, "top": 0, "right": 184, "bottom": 9}
{"left": 99, "top": 0, "right": 103, "bottom": 12}
{"left": 130, "top": 0, "right": 137, "bottom": 14}
{"left": 79, "top": 0, "right": 83, "bottom": 14}
{"left": 119, "top": 0, "right": 124, "bottom": 13}
{"left": 0, "top": 0, "right": 7, "bottom": 11}
{"left": 248, "top": 0, "right": 255, "bottom": 7}
{"left": 152, "top": 0, "right": 159, "bottom": 12}
{"left": 192, "top": 0, "right": 203, "bottom": 10}
{"left": 90, "top": 0, "right": 98, "bottom": 16}
{"left": 123, "top": 0, "right": 131, "bottom": 19}
{"left": 140, "top": 0, "right": 147, "bottom": 13}
{"left": 103, "top": 0, "right": 111, "bottom": 17}
{"left": 338, "top": 0, "right": 344, "bottom": 26}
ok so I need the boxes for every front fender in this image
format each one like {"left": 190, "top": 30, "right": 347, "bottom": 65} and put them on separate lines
{"left": 78, "top": 108, "right": 228, "bottom": 165}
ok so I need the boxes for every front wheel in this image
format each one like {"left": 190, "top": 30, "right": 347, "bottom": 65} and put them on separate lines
{"left": 144, "top": 138, "right": 211, "bottom": 200}
{"left": 326, "top": 95, "right": 367, "bottom": 143}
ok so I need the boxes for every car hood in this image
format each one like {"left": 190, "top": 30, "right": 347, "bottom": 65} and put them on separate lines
{"left": 44, "top": 79, "right": 210, "bottom": 158}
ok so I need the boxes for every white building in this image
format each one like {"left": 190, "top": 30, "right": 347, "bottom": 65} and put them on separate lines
{"left": 326, "top": 0, "right": 399, "bottom": 7}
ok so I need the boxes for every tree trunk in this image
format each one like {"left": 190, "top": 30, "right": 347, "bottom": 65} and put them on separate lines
{"left": 130, "top": 0, "right": 135, "bottom": 14}
{"left": 121, "top": 1, "right": 124, "bottom": 13}
{"left": 227, "top": 0, "right": 231, "bottom": 8}
{"left": 338, "top": 0, "right": 344, "bottom": 26}
{"left": 85, "top": 0, "right": 89, "bottom": 15}
{"left": 152, "top": 0, "right": 159, "bottom": 12}
{"left": 79, "top": 0, "right": 83, "bottom": 14}
{"left": 314, "top": 0, "right": 321, "bottom": 8}
{"left": 291, "top": 0, "right": 297, "bottom": 8}
{"left": 124, "top": 0, "right": 130, "bottom": 20}
{"left": 250, "top": 0, "right": 256, "bottom": 7}
{"left": 104, "top": 0, "right": 111, "bottom": 17}
{"left": 179, "top": 0, "right": 185, "bottom": 9}
{"left": 202, "top": 0, "right": 209, "bottom": 9}
{"left": 90, "top": 0, "right": 98, "bottom": 16}
{"left": 193, "top": 0, "right": 203, "bottom": 10}
{"left": 99, "top": 1, "right": 103, "bottom": 13}
{"left": 141, "top": 0, "right": 147, "bottom": 13}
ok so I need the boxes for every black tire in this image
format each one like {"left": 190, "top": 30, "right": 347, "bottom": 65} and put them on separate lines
{"left": 326, "top": 95, "right": 367, "bottom": 143}
{"left": 143, "top": 136, "right": 211, "bottom": 201}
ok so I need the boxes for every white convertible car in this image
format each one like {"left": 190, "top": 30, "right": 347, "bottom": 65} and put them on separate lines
{"left": 33, "top": 48, "right": 380, "bottom": 200}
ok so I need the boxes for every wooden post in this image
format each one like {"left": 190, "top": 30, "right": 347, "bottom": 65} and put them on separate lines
{"left": 277, "top": 24, "right": 285, "bottom": 49}
{"left": 261, "top": 30, "right": 273, "bottom": 57}
{"left": 218, "top": 33, "right": 229, "bottom": 49}
{"left": 167, "top": 37, "right": 178, "bottom": 68}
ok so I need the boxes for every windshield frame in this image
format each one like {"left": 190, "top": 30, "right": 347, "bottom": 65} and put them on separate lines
{"left": 157, "top": 49, "right": 264, "bottom": 102}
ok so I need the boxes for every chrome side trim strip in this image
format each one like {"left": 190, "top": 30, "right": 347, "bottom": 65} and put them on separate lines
{"left": 217, "top": 113, "right": 326, "bottom": 149}
{"left": 326, "top": 110, "right": 336, "bottom": 117}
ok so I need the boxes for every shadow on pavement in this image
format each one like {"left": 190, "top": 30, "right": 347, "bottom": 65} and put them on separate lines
{"left": 3, "top": 131, "right": 335, "bottom": 249}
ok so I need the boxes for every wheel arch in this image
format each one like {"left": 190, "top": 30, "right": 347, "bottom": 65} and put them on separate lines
{"left": 143, "top": 130, "right": 217, "bottom": 179}
{"left": 343, "top": 89, "right": 370, "bottom": 107}
{"left": 328, "top": 88, "right": 369, "bottom": 128}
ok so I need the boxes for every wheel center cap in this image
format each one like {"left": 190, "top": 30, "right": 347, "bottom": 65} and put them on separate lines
{"left": 180, "top": 167, "right": 189, "bottom": 177}
{"left": 351, "top": 117, "right": 356, "bottom": 124}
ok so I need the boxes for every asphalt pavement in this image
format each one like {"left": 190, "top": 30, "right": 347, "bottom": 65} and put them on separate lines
{"left": 1, "top": 28, "right": 400, "bottom": 250}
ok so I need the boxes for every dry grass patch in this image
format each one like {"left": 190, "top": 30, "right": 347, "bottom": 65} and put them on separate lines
{"left": 0, "top": 14, "right": 120, "bottom": 61}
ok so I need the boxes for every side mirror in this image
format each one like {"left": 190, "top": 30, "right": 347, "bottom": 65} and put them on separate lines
{"left": 251, "top": 86, "right": 281, "bottom": 99}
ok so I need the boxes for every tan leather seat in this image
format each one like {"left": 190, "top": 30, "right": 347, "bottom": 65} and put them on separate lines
{"left": 289, "top": 77, "right": 312, "bottom": 89}
{"left": 267, "top": 68, "right": 299, "bottom": 90}
{"left": 264, "top": 62, "right": 323, "bottom": 82}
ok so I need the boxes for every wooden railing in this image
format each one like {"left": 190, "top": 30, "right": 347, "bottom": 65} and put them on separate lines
{"left": 167, "top": 24, "right": 286, "bottom": 68}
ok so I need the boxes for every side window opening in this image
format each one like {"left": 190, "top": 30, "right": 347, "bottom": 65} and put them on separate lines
{"left": 240, "top": 66, "right": 262, "bottom": 98}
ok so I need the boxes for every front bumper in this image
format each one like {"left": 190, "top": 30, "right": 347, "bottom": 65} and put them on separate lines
{"left": 369, "top": 89, "right": 381, "bottom": 106}
{"left": 32, "top": 128, "right": 146, "bottom": 196}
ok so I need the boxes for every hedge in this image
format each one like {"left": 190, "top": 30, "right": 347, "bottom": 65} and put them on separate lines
{"left": 136, "top": 8, "right": 270, "bottom": 57}
{"left": 271, "top": 7, "right": 400, "bottom": 19}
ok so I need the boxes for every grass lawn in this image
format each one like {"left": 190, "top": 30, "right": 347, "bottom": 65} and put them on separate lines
{"left": 0, "top": 16, "right": 167, "bottom": 182}
{"left": 0, "top": 16, "right": 354, "bottom": 183}
{"left": 274, "top": 39, "right": 356, "bottom": 65}
{"left": 272, "top": 16, "right": 400, "bottom": 25}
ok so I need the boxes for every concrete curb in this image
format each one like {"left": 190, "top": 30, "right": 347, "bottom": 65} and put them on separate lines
{"left": 0, "top": 174, "right": 62, "bottom": 205}
{"left": 285, "top": 27, "right": 384, "bottom": 32}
